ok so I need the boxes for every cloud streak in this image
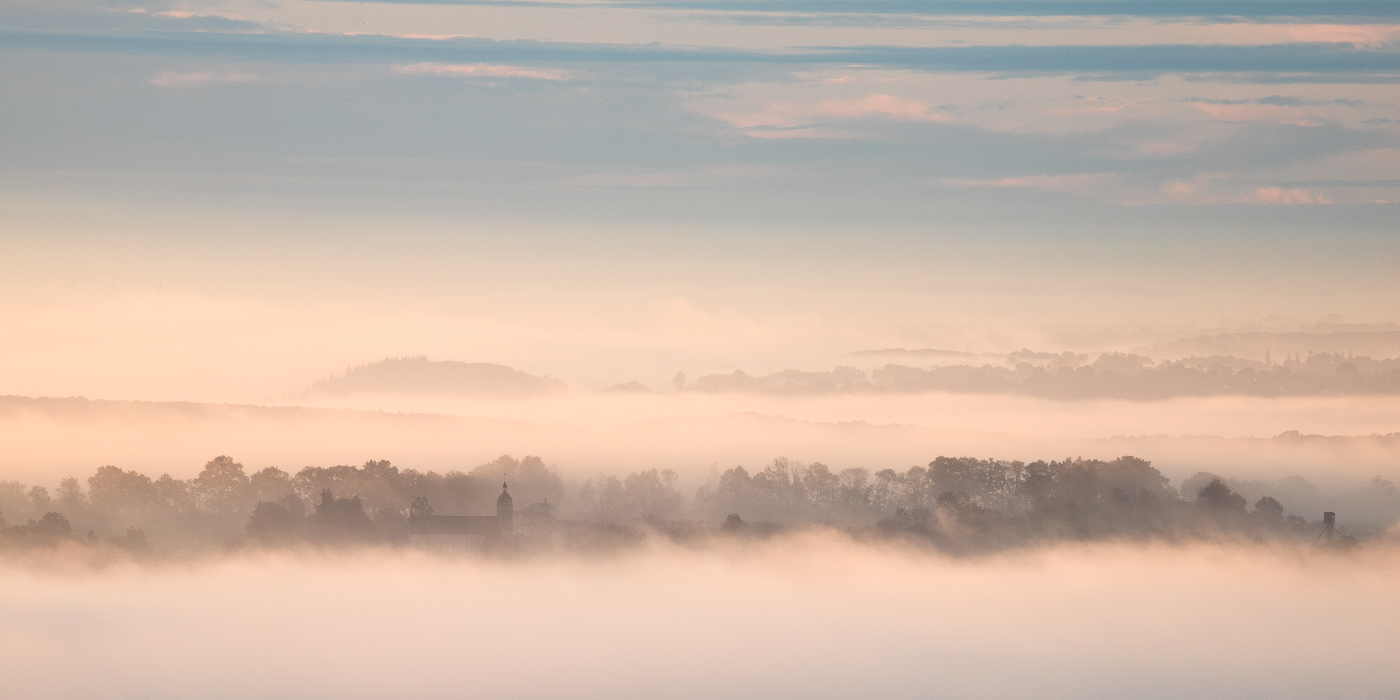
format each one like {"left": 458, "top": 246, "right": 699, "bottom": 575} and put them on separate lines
{"left": 398, "top": 61, "right": 568, "bottom": 79}
{"left": 287, "top": 0, "right": 1400, "bottom": 21}
{"left": 714, "top": 93, "right": 951, "bottom": 137}
{"left": 5, "top": 30, "right": 1399, "bottom": 78}
{"left": 150, "top": 69, "right": 258, "bottom": 87}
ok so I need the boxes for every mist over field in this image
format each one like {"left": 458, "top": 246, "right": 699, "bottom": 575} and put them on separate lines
{"left": 5, "top": 0, "right": 1400, "bottom": 695}
{"left": 4, "top": 539, "right": 1400, "bottom": 699}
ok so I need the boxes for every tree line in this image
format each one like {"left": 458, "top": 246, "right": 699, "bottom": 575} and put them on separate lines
{"left": 0, "top": 455, "right": 564, "bottom": 551}
{"left": 686, "top": 351, "right": 1400, "bottom": 398}
{"left": 696, "top": 456, "right": 1345, "bottom": 552}
{"left": 2, "top": 452, "right": 1392, "bottom": 555}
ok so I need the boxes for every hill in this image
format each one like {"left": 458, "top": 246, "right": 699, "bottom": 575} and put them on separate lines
{"left": 304, "top": 357, "right": 566, "bottom": 397}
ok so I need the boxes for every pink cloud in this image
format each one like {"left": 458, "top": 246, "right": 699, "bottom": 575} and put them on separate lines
{"left": 716, "top": 94, "right": 950, "bottom": 138}
{"left": 1253, "top": 187, "right": 1333, "bottom": 205}
{"left": 1047, "top": 96, "right": 1149, "bottom": 116}
{"left": 1285, "top": 24, "right": 1400, "bottom": 46}
{"left": 398, "top": 63, "right": 567, "bottom": 81}
{"left": 940, "top": 174, "right": 1117, "bottom": 194}
{"left": 816, "top": 94, "right": 951, "bottom": 122}
{"left": 944, "top": 173, "right": 1338, "bottom": 205}
{"left": 1161, "top": 175, "right": 1334, "bottom": 205}
{"left": 1193, "top": 103, "right": 1321, "bottom": 127}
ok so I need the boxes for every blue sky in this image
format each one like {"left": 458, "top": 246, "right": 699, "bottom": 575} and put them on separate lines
{"left": 5, "top": 1, "right": 1397, "bottom": 210}
{"left": 5, "top": 1, "right": 1397, "bottom": 201}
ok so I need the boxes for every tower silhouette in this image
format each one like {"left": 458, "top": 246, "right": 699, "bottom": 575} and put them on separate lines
{"left": 497, "top": 480, "right": 513, "bottom": 533}
{"left": 1315, "top": 511, "right": 1338, "bottom": 543}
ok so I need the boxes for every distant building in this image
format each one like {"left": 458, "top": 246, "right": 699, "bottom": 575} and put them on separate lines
{"left": 406, "top": 482, "right": 554, "bottom": 550}
{"left": 520, "top": 497, "right": 555, "bottom": 528}
{"left": 497, "top": 481, "right": 513, "bottom": 532}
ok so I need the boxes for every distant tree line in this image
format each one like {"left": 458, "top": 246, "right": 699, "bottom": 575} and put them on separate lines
{"left": 2, "top": 452, "right": 1396, "bottom": 555}
{"left": 0, "top": 454, "right": 564, "bottom": 552}
{"left": 686, "top": 352, "right": 1400, "bottom": 398}
{"left": 694, "top": 456, "right": 1374, "bottom": 552}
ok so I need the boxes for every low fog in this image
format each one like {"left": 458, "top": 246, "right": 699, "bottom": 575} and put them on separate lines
{"left": 3, "top": 391, "right": 1399, "bottom": 492}
{"left": 3, "top": 316, "right": 1398, "bottom": 698}
{"left": 2, "top": 539, "right": 1398, "bottom": 699}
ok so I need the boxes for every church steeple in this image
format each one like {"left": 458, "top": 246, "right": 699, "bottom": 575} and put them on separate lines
{"left": 496, "top": 479, "right": 513, "bottom": 532}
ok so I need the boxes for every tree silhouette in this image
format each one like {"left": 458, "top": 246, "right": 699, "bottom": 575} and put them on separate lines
{"left": 247, "top": 500, "right": 302, "bottom": 543}
{"left": 1198, "top": 479, "right": 1247, "bottom": 512}
{"left": 1254, "top": 496, "right": 1285, "bottom": 521}
{"left": 88, "top": 465, "right": 159, "bottom": 517}
{"left": 193, "top": 456, "right": 251, "bottom": 515}
{"left": 308, "top": 490, "right": 377, "bottom": 543}
{"left": 409, "top": 496, "right": 433, "bottom": 517}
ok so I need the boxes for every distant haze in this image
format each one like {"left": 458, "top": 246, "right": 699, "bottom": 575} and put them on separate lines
{"left": 3, "top": 393, "right": 1398, "bottom": 496}
{"left": 304, "top": 357, "right": 566, "bottom": 398}
{"left": 1144, "top": 330, "right": 1400, "bottom": 362}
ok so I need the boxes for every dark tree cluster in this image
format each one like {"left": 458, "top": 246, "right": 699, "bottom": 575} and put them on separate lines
{"left": 697, "top": 456, "right": 1336, "bottom": 552}
{"left": 245, "top": 491, "right": 377, "bottom": 545}
{"left": 578, "top": 468, "right": 683, "bottom": 521}
{"left": 0, "top": 509, "right": 149, "bottom": 553}
{"left": 694, "top": 457, "right": 889, "bottom": 523}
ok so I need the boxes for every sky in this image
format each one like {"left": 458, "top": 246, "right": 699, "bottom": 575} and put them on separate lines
{"left": 2, "top": 0, "right": 1400, "bottom": 482}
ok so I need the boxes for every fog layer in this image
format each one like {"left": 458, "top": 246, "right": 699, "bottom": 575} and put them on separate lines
{"left": 2, "top": 539, "right": 1397, "bottom": 699}
{"left": 3, "top": 394, "right": 1398, "bottom": 490}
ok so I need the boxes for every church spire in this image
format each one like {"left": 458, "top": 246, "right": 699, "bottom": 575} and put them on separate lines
{"left": 496, "top": 476, "right": 514, "bottom": 532}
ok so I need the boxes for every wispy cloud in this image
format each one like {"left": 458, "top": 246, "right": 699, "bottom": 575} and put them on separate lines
{"left": 6, "top": 30, "right": 1399, "bottom": 79}
{"left": 1181, "top": 95, "right": 1367, "bottom": 125}
{"left": 1252, "top": 185, "right": 1335, "bottom": 203}
{"left": 1047, "top": 95, "right": 1151, "bottom": 116}
{"left": 940, "top": 173, "right": 1121, "bottom": 196}
{"left": 1162, "top": 174, "right": 1336, "bottom": 204}
{"left": 715, "top": 94, "right": 950, "bottom": 137}
{"left": 940, "top": 172, "right": 1340, "bottom": 205}
{"left": 1184, "top": 96, "right": 1365, "bottom": 106}
{"left": 398, "top": 62, "right": 568, "bottom": 79}
{"left": 150, "top": 70, "right": 258, "bottom": 88}
{"left": 286, "top": 0, "right": 1400, "bottom": 21}
{"left": 1191, "top": 102, "right": 1324, "bottom": 125}
{"left": 1285, "top": 23, "right": 1400, "bottom": 47}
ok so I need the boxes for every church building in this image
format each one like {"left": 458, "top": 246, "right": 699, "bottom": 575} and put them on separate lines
{"left": 407, "top": 482, "right": 515, "bottom": 549}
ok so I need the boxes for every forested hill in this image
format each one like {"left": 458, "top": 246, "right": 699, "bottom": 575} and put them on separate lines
{"left": 688, "top": 352, "right": 1400, "bottom": 398}
{"left": 304, "top": 357, "right": 567, "bottom": 397}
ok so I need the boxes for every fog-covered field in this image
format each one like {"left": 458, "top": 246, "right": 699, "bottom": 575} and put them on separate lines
{"left": 3, "top": 537, "right": 1398, "bottom": 700}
